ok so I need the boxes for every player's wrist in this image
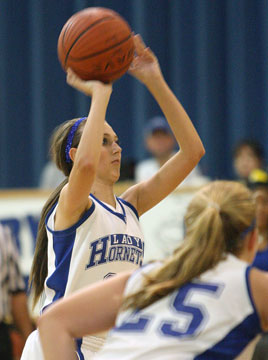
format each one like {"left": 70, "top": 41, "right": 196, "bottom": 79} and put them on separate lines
{"left": 145, "top": 73, "right": 166, "bottom": 93}
{"left": 92, "top": 87, "right": 112, "bottom": 103}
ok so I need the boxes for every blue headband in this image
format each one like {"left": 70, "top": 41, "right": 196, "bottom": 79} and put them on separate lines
{"left": 65, "top": 117, "right": 86, "bottom": 163}
{"left": 241, "top": 219, "right": 256, "bottom": 238}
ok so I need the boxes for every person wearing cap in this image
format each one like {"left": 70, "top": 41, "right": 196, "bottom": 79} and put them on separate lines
{"left": 248, "top": 168, "right": 268, "bottom": 272}
{"left": 134, "top": 116, "right": 208, "bottom": 186}
{"left": 248, "top": 169, "right": 268, "bottom": 360}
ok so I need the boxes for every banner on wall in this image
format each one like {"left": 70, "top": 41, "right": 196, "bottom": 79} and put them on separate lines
{"left": 0, "top": 191, "right": 49, "bottom": 276}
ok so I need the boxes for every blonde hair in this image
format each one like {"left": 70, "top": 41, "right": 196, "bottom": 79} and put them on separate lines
{"left": 123, "top": 181, "right": 255, "bottom": 310}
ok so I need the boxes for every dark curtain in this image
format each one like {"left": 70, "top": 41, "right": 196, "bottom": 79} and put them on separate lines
{"left": 0, "top": 0, "right": 267, "bottom": 187}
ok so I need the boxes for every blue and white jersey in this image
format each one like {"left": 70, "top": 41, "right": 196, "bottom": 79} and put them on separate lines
{"left": 43, "top": 194, "right": 144, "bottom": 358}
{"left": 252, "top": 247, "right": 268, "bottom": 272}
{"left": 95, "top": 254, "right": 262, "bottom": 360}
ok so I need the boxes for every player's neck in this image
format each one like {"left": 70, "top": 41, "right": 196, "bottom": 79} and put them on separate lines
{"left": 91, "top": 182, "right": 116, "bottom": 208}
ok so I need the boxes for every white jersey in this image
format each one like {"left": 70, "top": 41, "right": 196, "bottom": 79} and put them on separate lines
{"left": 95, "top": 254, "right": 261, "bottom": 360}
{"left": 21, "top": 194, "right": 144, "bottom": 360}
{"left": 43, "top": 194, "right": 144, "bottom": 308}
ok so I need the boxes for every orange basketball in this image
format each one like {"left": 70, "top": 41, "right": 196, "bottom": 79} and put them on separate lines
{"left": 57, "top": 7, "right": 134, "bottom": 83}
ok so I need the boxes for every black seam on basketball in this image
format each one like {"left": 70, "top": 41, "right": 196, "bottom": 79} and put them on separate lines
{"left": 68, "top": 34, "right": 132, "bottom": 62}
{"left": 64, "top": 16, "right": 115, "bottom": 67}
{"left": 101, "top": 61, "right": 132, "bottom": 76}
{"left": 79, "top": 61, "right": 132, "bottom": 80}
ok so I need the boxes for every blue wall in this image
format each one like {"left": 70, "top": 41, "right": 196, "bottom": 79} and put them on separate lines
{"left": 1, "top": 0, "right": 268, "bottom": 187}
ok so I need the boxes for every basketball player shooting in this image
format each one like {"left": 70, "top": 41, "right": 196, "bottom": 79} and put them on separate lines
{"left": 21, "top": 33, "right": 204, "bottom": 360}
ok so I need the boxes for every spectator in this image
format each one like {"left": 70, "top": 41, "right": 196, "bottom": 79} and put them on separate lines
{"left": 135, "top": 116, "right": 209, "bottom": 186}
{"left": 0, "top": 223, "right": 33, "bottom": 359}
{"left": 248, "top": 168, "right": 268, "bottom": 271}
{"left": 248, "top": 169, "right": 268, "bottom": 360}
{"left": 39, "top": 131, "right": 66, "bottom": 190}
{"left": 39, "top": 161, "right": 66, "bottom": 190}
{"left": 232, "top": 139, "right": 265, "bottom": 184}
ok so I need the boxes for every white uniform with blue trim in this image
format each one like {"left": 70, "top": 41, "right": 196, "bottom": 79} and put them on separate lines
{"left": 95, "top": 254, "right": 262, "bottom": 360}
{"left": 21, "top": 194, "right": 144, "bottom": 360}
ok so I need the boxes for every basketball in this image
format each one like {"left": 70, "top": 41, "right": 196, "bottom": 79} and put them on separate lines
{"left": 57, "top": 7, "right": 134, "bottom": 83}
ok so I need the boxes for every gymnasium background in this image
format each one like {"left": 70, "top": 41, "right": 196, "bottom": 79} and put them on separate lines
{"left": 1, "top": 0, "right": 268, "bottom": 278}
{"left": 1, "top": 0, "right": 268, "bottom": 188}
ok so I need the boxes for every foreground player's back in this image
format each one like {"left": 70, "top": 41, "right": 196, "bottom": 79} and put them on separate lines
{"left": 95, "top": 256, "right": 260, "bottom": 359}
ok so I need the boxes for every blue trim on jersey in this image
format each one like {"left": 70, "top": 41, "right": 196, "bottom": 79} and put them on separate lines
{"left": 194, "top": 267, "right": 262, "bottom": 359}
{"left": 45, "top": 230, "right": 76, "bottom": 303}
{"left": 194, "top": 312, "right": 261, "bottom": 359}
{"left": 90, "top": 193, "right": 126, "bottom": 223}
{"left": 117, "top": 197, "right": 139, "bottom": 220}
{"left": 45, "top": 201, "right": 96, "bottom": 235}
{"left": 245, "top": 266, "right": 260, "bottom": 319}
{"left": 252, "top": 247, "right": 268, "bottom": 271}
{"left": 44, "top": 202, "right": 96, "bottom": 305}
{"left": 76, "top": 338, "right": 84, "bottom": 360}
{"left": 45, "top": 201, "right": 58, "bottom": 226}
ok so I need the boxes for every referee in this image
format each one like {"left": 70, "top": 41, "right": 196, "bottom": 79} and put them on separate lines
{"left": 0, "top": 223, "right": 33, "bottom": 359}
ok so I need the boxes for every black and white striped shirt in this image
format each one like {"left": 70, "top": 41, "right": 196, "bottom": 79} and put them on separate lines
{"left": 0, "top": 224, "right": 25, "bottom": 322}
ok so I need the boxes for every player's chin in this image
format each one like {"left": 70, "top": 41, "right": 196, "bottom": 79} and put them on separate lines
{"left": 111, "top": 170, "right": 121, "bottom": 183}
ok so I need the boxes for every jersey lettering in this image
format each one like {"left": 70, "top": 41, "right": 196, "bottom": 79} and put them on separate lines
{"left": 160, "top": 282, "right": 221, "bottom": 337}
{"left": 86, "top": 234, "right": 144, "bottom": 269}
{"left": 86, "top": 237, "right": 108, "bottom": 267}
{"left": 115, "top": 281, "right": 222, "bottom": 339}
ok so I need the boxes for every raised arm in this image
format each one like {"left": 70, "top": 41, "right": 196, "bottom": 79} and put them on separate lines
{"left": 38, "top": 271, "right": 131, "bottom": 360}
{"left": 56, "top": 70, "right": 112, "bottom": 229}
{"left": 122, "top": 35, "right": 205, "bottom": 216}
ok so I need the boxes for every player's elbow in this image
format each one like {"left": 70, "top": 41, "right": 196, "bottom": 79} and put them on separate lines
{"left": 198, "top": 144, "right": 206, "bottom": 161}
{"left": 191, "top": 142, "right": 205, "bottom": 165}
{"left": 38, "top": 307, "right": 66, "bottom": 341}
{"left": 37, "top": 310, "right": 53, "bottom": 337}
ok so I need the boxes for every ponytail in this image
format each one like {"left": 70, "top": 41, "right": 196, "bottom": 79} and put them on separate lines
{"left": 29, "top": 179, "right": 68, "bottom": 308}
{"left": 123, "top": 181, "right": 255, "bottom": 310}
